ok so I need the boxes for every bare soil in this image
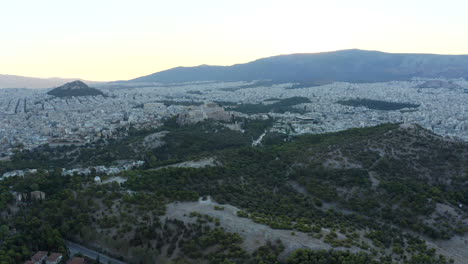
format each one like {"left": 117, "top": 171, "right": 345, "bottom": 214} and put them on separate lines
{"left": 165, "top": 197, "right": 363, "bottom": 260}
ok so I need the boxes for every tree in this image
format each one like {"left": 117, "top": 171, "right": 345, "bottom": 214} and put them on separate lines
{"left": 0, "top": 225, "right": 9, "bottom": 240}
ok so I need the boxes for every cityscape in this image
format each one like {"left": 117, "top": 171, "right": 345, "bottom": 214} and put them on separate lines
{"left": 1, "top": 78, "right": 466, "bottom": 160}
{"left": 2, "top": 0, "right": 468, "bottom": 263}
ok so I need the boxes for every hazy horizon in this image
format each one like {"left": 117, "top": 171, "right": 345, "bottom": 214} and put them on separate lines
{"left": 2, "top": 0, "right": 468, "bottom": 81}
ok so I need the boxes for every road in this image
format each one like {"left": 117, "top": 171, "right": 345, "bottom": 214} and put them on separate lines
{"left": 252, "top": 131, "right": 267, "bottom": 146}
{"left": 66, "top": 241, "right": 127, "bottom": 264}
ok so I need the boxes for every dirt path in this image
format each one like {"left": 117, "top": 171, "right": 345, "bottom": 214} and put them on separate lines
{"left": 427, "top": 235, "right": 468, "bottom": 264}
{"left": 165, "top": 197, "right": 362, "bottom": 259}
{"left": 150, "top": 157, "right": 218, "bottom": 171}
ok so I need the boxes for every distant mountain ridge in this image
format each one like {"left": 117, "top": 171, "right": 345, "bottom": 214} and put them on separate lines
{"left": 0, "top": 74, "right": 100, "bottom": 89}
{"left": 5, "top": 49, "right": 468, "bottom": 87}
{"left": 129, "top": 49, "right": 468, "bottom": 84}
{"left": 47, "top": 80, "right": 105, "bottom": 97}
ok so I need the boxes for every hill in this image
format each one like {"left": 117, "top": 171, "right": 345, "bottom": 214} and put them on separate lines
{"left": 0, "top": 74, "right": 99, "bottom": 89}
{"left": 129, "top": 49, "right": 468, "bottom": 84}
{"left": 47, "top": 80, "right": 105, "bottom": 97}
{"left": 2, "top": 119, "right": 466, "bottom": 263}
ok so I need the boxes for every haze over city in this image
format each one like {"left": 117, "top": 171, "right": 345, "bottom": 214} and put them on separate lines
{"left": 1, "top": 0, "right": 468, "bottom": 81}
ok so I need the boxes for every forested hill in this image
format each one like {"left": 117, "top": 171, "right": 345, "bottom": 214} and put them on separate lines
{"left": 1, "top": 120, "right": 466, "bottom": 263}
{"left": 47, "top": 80, "right": 105, "bottom": 97}
{"left": 128, "top": 49, "right": 468, "bottom": 83}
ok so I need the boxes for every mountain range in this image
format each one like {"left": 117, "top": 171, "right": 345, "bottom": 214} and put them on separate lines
{"left": 3, "top": 49, "right": 468, "bottom": 88}
{"left": 0, "top": 74, "right": 99, "bottom": 89}
{"left": 129, "top": 49, "right": 468, "bottom": 84}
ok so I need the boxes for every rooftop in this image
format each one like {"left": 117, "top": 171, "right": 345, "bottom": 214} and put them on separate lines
{"left": 31, "top": 251, "right": 47, "bottom": 261}
{"left": 67, "top": 257, "right": 85, "bottom": 264}
{"left": 47, "top": 253, "right": 63, "bottom": 262}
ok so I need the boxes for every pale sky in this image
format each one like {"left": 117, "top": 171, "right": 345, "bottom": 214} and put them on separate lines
{"left": 1, "top": 0, "right": 467, "bottom": 81}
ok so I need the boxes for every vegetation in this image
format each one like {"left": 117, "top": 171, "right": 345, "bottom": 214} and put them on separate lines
{"left": 1, "top": 117, "right": 274, "bottom": 170}
{"left": 47, "top": 81, "right": 105, "bottom": 98}
{"left": 286, "top": 81, "right": 330, "bottom": 89}
{"left": 228, "top": 97, "right": 311, "bottom": 114}
{"left": 160, "top": 100, "right": 203, "bottom": 106}
{"left": 219, "top": 81, "right": 277, "bottom": 92}
{"left": 286, "top": 248, "right": 455, "bottom": 264}
{"left": 287, "top": 249, "right": 379, "bottom": 264}
{"left": 0, "top": 120, "right": 465, "bottom": 263}
{"left": 337, "top": 98, "right": 420, "bottom": 110}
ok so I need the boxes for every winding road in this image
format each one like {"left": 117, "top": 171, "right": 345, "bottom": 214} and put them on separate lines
{"left": 66, "top": 241, "right": 127, "bottom": 264}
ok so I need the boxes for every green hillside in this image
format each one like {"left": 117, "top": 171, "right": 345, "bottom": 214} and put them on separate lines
{"left": 0, "top": 120, "right": 466, "bottom": 263}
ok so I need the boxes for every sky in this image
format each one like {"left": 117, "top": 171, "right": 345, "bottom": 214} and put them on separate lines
{"left": 1, "top": 0, "right": 468, "bottom": 81}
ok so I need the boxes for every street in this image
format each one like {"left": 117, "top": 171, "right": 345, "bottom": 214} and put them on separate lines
{"left": 66, "top": 241, "right": 127, "bottom": 264}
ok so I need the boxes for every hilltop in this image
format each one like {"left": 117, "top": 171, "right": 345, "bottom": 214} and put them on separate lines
{"left": 47, "top": 80, "right": 105, "bottom": 97}
{"left": 128, "top": 49, "right": 468, "bottom": 84}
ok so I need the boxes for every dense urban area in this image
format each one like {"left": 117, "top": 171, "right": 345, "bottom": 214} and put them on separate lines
{"left": 0, "top": 78, "right": 466, "bottom": 159}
